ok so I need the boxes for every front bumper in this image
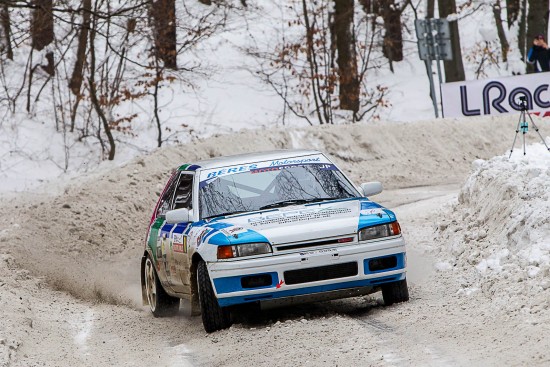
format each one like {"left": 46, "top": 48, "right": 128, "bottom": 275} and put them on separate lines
{"left": 208, "top": 237, "right": 406, "bottom": 307}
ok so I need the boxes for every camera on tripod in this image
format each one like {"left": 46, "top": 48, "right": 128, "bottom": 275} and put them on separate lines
{"left": 518, "top": 95, "right": 528, "bottom": 109}
{"left": 509, "top": 94, "right": 550, "bottom": 157}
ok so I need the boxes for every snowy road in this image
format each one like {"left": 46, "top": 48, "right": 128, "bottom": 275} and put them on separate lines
{"left": 2, "top": 117, "right": 549, "bottom": 366}
{"left": 2, "top": 184, "right": 547, "bottom": 366}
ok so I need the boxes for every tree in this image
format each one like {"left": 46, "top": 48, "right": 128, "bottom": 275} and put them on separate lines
{"left": 359, "top": 0, "right": 407, "bottom": 70}
{"left": 518, "top": 0, "right": 527, "bottom": 60}
{"left": 150, "top": 0, "right": 177, "bottom": 69}
{"left": 378, "top": 1, "right": 406, "bottom": 64}
{"left": 30, "top": 0, "right": 54, "bottom": 75}
{"left": 426, "top": 0, "right": 435, "bottom": 18}
{"left": 333, "top": 0, "right": 359, "bottom": 113}
{"left": 506, "top": 0, "right": 520, "bottom": 27}
{"left": 68, "top": 0, "right": 92, "bottom": 129}
{"left": 0, "top": 3, "right": 13, "bottom": 60}
{"left": 526, "top": 0, "right": 548, "bottom": 73}
{"left": 438, "top": 0, "right": 465, "bottom": 82}
{"left": 69, "top": 0, "right": 91, "bottom": 97}
{"left": 493, "top": 1, "right": 509, "bottom": 62}
{"left": 88, "top": 5, "right": 115, "bottom": 161}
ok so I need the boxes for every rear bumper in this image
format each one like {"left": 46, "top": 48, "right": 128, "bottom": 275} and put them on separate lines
{"left": 208, "top": 237, "right": 406, "bottom": 307}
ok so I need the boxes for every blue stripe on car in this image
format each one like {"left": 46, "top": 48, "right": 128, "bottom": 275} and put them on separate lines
{"left": 217, "top": 273, "right": 406, "bottom": 307}
{"left": 207, "top": 228, "right": 270, "bottom": 246}
{"left": 213, "top": 272, "right": 279, "bottom": 294}
{"left": 363, "top": 253, "right": 406, "bottom": 274}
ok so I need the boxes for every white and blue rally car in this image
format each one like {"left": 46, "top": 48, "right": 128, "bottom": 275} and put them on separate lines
{"left": 141, "top": 150, "right": 409, "bottom": 332}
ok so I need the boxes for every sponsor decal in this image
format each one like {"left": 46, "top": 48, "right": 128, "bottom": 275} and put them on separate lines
{"left": 299, "top": 248, "right": 338, "bottom": 256}
{"left": 276, "top": 280, "right": 285, "bottom": 289}
{"left": 220, "top": 226, "right": 247, "bottom": 237}
{"left": 200, "top": 154, "right": 333, "bottom": 184}
{"left": 172, "top": 233, "right": 186, "bottom": 251}
{"left": 251, "top": 163, "right": 336, "bottom": 174}
{"left": 156, "top": 239, "right": 163, "bottom": 260}
{"left": 205, "top": 164, "right": 259, "bottom": 179}
{"left": 360, "top": 208, "right": 385, "bottom": 217}
{"left": 173, "top": 237, "right": 187, "bottom": 253}
{"left": 248, "top": 207, "right": 351, "bottom": 226}
{"left": 269, "top": 157, "right": 321, "bottom": 166}
{"left": 196, "top": 228, "right": 209, "bottom": 248}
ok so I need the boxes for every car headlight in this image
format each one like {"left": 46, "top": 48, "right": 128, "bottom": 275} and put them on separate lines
{"left": 217, "top": 242, "right": 272, "bottom": 259}
{"left": 358, "top": 222, "right": 401, "bottom": 241}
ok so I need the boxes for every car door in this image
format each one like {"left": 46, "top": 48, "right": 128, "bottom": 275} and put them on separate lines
{"left": 165, "top": 172, "right": 194, "bottom": 294}
{"left": 147, "top": 174, "right": 178, "bottom": 289}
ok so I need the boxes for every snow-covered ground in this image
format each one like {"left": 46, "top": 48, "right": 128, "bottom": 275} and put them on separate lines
{"left": 435, "top": 142, "right": 550, "bottom": 318}
{"left": 1, "top": 115, "right": 550, "bottom": 366}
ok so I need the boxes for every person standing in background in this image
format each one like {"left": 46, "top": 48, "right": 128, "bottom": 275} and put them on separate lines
{"left": 527, "top": 34, "right": 550, "bottom": 72}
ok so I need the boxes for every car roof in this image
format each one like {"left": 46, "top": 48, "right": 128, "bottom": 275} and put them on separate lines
{"left": 179, "top": 149, "right": 323, "bottom": 171}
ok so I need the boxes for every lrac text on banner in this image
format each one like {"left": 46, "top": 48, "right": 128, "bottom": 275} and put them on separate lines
{"left": 441, "top": 72, "right": 550, "bottom": 118}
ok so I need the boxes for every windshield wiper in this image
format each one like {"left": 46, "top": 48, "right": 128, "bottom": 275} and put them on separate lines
{"left": 301, "top": 197, "right": 338, "bottom": 204}
{"left": 202, "top": 211, "right": 247, "bottom": 220}
{"left": 259, "top": 198, "right": 337, "bottom": 210}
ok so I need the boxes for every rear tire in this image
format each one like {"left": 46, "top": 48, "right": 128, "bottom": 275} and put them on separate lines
{"left": 197, "top": 260, "right": 232, "bottom": 333}
{"left": 381, "top": 278, "right": 409, "bottom": 306}
{"left": 143, "top": 257, "right": 180, "bottom": 317}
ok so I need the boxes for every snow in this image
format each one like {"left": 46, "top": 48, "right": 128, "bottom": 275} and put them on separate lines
{"left": 436, "top": 142, "right": 550, "bottom": 315}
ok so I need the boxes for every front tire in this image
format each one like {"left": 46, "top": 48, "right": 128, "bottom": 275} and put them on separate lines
{"left": 143, "top": 256, "right": 180, "bottom": 317}
{"left": 197, "top": 260, "right": 232, "bottom": 333}
{"left": 382, "top": 278, "right": 409, "bottom": 306}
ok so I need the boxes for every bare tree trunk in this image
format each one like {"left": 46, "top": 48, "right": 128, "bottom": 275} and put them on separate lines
{"left": 69, "top": 0, "right": 92, "bottom": 96}
{"left": 302, "top": 0, "right": 327, "bottom": 124}
{"left": 379, "top": 1, "right": 404, "bottom": 64}
{"left": 427, "top": 0, "right": 435, "bottom": 18}
{"left": 506, "top": 0, "right": 520, "bottom": 27}
{"left": 527, "top": 0, "right": 547, "bottom": 42}
{"left": 150, "top": 0, "right": 177, "bottom": 69}
{"left": 89, "top": 9, "right": 115, "bottom": 161}
{"left": 333, "top": 0, "right": 359, "bottom": 113}
{"left": 31, "top": 0, "right": 53, "bottom": 50}
{"left": 493, "top": 1, "right": 510, "bottom": 62}
{"left": 0, "top": 3, "right": 13, "bottom": 60}
{"left": 518, "top": 0, "right": 527, "bottom": 60}
{"left": 152, "top": 62, "right": 163, "bottom": 148}
{"left": 31, "top": 0, "right": 54, "bottom": 76}
{"left": 438, "top": 0, "right": 465, "bottom": 82}
{"left": 526, "top": 0, "right": 548, "bottom": 73}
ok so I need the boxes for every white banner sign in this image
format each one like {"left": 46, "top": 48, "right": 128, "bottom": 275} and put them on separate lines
{"left": 441, "top": 72, "right": 550, "bottom": 118}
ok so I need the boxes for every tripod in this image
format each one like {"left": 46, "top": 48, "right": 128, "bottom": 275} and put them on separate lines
{"left": 509, "top": 100, "right": 550, "bottom": 158}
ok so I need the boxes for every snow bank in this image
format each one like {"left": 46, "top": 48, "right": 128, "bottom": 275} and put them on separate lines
{"left": 435, "top": 142, "right": 550, "bottom": 317}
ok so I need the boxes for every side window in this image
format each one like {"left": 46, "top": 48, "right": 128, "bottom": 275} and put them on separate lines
{"left": 173, "top": 174, "right": 194, "bottom": 210}
{"left": 156, "top": 177, "right": 178, "bottom": 218}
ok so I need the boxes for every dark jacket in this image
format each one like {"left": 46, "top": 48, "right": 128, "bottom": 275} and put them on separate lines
{"left": 527, "top": 45, "right": 550, "bottom": 72}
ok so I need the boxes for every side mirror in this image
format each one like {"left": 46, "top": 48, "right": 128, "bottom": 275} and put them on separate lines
{"left": 165, "top": 208, "right": 192, "bottom": 224}
{"left": 360, "top": 182, "right": 383, "bottom": 197}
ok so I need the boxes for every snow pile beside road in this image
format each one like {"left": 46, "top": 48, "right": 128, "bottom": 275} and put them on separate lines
{"left": 436, "top": 143, "right": 550, "bottom": 316}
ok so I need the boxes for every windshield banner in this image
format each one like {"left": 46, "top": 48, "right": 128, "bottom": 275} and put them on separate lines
{"left": 199, "top": 154, "right": 334, "bottom": 183}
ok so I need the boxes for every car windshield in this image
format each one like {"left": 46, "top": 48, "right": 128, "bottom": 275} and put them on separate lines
{"left": 199, "top": 162, "right": 359, "bottom": 219}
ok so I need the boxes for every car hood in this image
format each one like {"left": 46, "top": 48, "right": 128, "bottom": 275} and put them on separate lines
{"left": 206, "top": 199, "right": 396, "bottom": 246}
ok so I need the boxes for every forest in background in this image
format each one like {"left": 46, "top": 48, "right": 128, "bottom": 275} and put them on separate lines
{"left": 0, "top": 0, "right": 548, "bottom": 170}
